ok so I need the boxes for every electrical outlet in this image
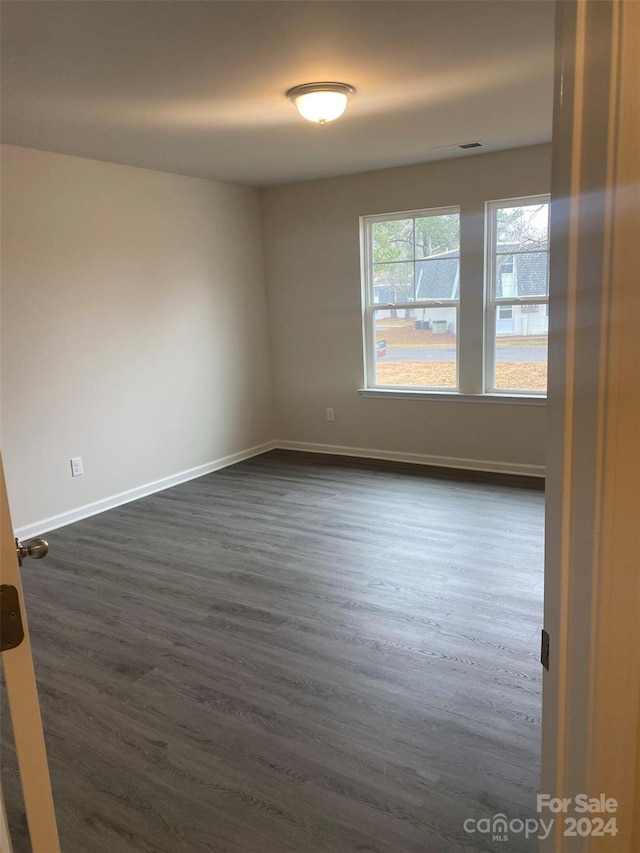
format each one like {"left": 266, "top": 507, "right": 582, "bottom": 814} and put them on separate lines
{"left": 326, "top": 407, "right": 335, "bottom": 422}
{"left": 70, "top": 457, "right": 84, "bottom": 477}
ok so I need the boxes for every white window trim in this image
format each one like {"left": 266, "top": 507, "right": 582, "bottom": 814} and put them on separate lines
{"left": 360, "top": 206, "right": 461, "bottom": 393}
{"left": 357, "top": 388, "right": 547, "bottom": 405}
{"left": 484, "top": 193, "right": 550, "bottom": 397}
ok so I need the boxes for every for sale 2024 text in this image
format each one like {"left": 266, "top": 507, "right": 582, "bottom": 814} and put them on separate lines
{"left": 538, "top": 794, "right": 618, "bottom": 839}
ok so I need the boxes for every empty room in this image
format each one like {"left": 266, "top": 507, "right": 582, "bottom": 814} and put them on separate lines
{"left": 1, "top": 2, "right": 638, "bottom": 853}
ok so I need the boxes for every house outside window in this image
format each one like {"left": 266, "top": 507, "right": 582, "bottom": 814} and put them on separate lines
{"left": 360, "top": 194, "right": 550, "bottom": 398}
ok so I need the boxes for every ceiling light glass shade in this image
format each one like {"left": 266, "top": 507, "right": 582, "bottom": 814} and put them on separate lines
{"left": 286, "top": 83, "right": 356, "bottom": 124}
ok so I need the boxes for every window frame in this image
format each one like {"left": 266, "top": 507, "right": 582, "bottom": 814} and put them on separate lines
{"left": 360, "top": 205, "right": 461, "bottom": 393}
{"left": 484, "top": 193, "right": 551, "bottom": 397}
{"left": 359, "top": 197, "right": 550, "bottom": 402}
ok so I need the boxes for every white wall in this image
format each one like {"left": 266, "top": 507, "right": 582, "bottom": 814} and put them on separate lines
{"left": 261, "top": 144, "right": 551, "bottom": 475}
{"left": 0, "top": 143, "right": 550, "bottom": 532}
{"left": 1, "top": 145, "right": 274, "bottom": 529}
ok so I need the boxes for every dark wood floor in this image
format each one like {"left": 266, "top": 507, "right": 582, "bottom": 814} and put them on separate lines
{"left": 1, "top": 450, "right": 544, "bottom": 853}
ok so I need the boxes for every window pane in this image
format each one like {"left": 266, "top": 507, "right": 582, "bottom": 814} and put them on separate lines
{"left": 374, "top": 307, "right": 457, "bottom": 389}
{"left": 415, "top": 213, "right": 460, "bottom": 259}
{"left": 373, "top": 262, "right": 414, "bottom": 303}
{"left": 372, "top": 219, "right": 413, "bottom": 263}
{"left": 496, "top": 202, "right": 549, "bottom": 249}
{"left": 416, "top": 255, "right": 459, "bottom": 300}
{"left": 494, "top": 251, "right": 548, "bottom": 298}
{"left": 493, "top": 305, "right": 548, "bottom": 392}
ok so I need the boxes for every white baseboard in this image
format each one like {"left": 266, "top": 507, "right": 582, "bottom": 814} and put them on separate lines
{"left": 276, "top": 440, "right": 545, "bottom": 479}
{"left": 14, "top": 440, "right": 278, "bottom": 539}
{"left": 16, "top": 438, "right": 543, "bottom": 538}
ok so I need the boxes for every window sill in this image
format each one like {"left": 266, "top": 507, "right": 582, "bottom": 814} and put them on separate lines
{"left": 357, "top": 389, "right": 547, "bottom": 406}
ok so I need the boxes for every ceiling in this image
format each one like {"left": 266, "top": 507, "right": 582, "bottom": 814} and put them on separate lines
{"left": 0, "top": 1, "right": 555, "bottom": 187}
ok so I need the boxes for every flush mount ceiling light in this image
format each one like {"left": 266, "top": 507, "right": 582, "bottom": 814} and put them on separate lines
{"left": 286, "top": 82, "right": 356, "bottom": 125}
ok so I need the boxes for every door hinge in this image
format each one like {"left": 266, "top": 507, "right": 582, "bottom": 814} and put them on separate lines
{"left": 0, "top": 585, "right": 25, "bottom": 652}
{"left": 541, "top": 628, "right": 550, "bottom": 671}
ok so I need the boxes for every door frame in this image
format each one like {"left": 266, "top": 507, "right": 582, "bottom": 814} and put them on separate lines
{"left": 542, "top": 1, "right": 640, "bottom": 849}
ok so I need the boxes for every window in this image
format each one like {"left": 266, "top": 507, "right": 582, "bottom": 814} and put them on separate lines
{"left": 486, "top": 196, "right": 550, "bottom": 394}
{"left": 361, "top": 207, "right": 461, "bottom": 390}
{"left": 360, "top": 194, "right": 549, "bottom": 398}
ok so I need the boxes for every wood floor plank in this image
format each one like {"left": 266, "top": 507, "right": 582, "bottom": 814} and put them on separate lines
{"left": 1, "top": 450, "right": 544, "bottom": 852}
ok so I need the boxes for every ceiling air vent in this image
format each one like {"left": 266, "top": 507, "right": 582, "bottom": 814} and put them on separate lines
{"left": 458, "top": 142, "right": 483, "bottom": 149}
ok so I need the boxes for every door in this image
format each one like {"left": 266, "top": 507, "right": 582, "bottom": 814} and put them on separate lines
{"left": 496, "top": 304, "right": 515, "bottom": 335}
{"left": 0, "top": 454, "right": 60, "bottom": 852}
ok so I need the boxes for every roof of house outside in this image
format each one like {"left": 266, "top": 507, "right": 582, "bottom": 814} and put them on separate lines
{"left": 372, "top": 244, "right": 548, "bottom": 303}
{"left": 412, "top": 244, "right": 548, "bottom": 300}
{"left": 495, "top": 246, "right": 548, "bottom": 297}
{"left": 416, "top": 250, "right": 460, "bottom": 300}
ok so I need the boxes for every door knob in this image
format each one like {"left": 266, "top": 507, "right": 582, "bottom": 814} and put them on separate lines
{"left": 15, "top": 537, "right": 49, "bottom": 567}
